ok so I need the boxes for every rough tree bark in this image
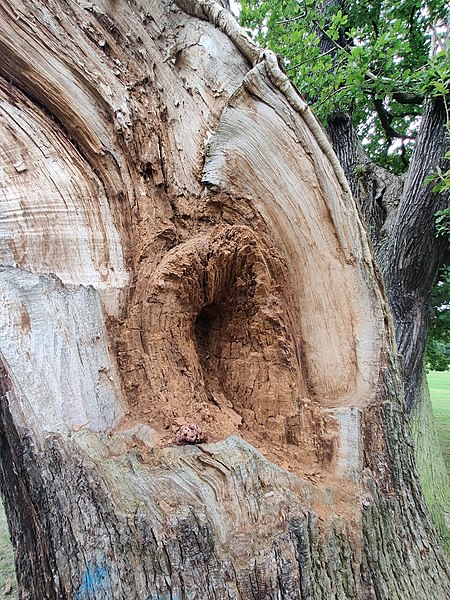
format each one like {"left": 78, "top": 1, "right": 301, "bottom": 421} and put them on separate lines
{"left": 0, "top": 0, "right": 449, "bottom": 598}
{"left": 327, "top": 99, "right": 450, "bottom": 551}
{"left": 328, "top": 101, "right": 449, "bottom": 415}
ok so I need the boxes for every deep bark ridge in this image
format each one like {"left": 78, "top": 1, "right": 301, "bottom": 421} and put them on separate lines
{"left": 0, "top": 0, "right": 448, "bottom": 598}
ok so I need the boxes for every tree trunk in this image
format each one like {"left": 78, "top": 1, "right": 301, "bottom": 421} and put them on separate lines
{"left": 328, "top": 102, "right": 450, "bottom": 552}
{"left": 329, "top": 99, "right": 449, "bottom": 414}
{"left": 377, "top": 97, "right": 449, "bottom": 414}
{"left": 0, "top": 0, "right": 449, "bottom": 598}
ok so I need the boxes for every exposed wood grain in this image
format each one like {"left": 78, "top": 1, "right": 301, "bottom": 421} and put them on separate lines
{"left": 0, "top": 0, "right": 448, "bottom": 597}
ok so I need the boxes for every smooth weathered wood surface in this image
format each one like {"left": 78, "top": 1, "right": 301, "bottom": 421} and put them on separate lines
{"left": 0, "top": 0, "right": 449, "bottom": 598}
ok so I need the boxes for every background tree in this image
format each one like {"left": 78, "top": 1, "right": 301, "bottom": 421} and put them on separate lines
{"left": 0, "top": 0, "right": 449, "bottom": 598}
{"left": 426, "top": 266, "right": 450, "bottom": 372}
{"left": 238, "top": 0, "right": 450, "bottom": 550}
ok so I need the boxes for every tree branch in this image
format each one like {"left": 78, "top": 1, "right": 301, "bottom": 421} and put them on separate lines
{"left": 392, "top": 91, "right": 424, "bottom": 105}
{"left": 378, "top": 97, "right": 450, "bottom": 412}
{"left": 373, "top": 97, "right": 416, "bottom": 141}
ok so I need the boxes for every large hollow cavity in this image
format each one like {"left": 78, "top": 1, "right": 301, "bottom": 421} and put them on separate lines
{"left": 120, "top": 226, "right": 342, "bottom": 475}
{"left": 136, "top": 227, "right": 308, "bottom": 440}
{"left": 192, "top": 246, "right": 302, "bottom": 436}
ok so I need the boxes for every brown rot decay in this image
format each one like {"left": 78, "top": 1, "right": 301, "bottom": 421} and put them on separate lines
{"left": 175, "top": 423, "right": 206, "bottom": 446}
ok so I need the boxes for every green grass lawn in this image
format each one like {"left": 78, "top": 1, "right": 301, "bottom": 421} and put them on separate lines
{"left": 0, "top": 501, "right": 17, "bottom": 599}
{"left": 428, "top": 370, "right": 450, "bottom": 474}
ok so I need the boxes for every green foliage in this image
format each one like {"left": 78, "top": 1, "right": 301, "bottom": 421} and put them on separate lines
{"left": 427, "top": 211, "right": 450, "bottom": 371}
{"left": 238, "top": 0, "right": 450, "bottom": 173}
{"left": 426, "top": 339, "right": 450, "bottom": 371}
{"left": 426, "top": 267, "right": 450, "bottom": 371}
{"left": 425, "top": 183, "right": 450, "bottom": 370}
{"left": 435, "top": 206, "right": 450, "bottom": 238}
{"left": 425, "top": 159, "right": 450, "bottom": 194}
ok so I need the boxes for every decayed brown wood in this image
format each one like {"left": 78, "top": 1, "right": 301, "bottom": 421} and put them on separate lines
{"left": 0, "top": 0, "right": 449, "bottom": 598}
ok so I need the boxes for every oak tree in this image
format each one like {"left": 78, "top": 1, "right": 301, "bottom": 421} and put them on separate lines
{"left": 0, "top": 0, "right": 449, "bottom": 598}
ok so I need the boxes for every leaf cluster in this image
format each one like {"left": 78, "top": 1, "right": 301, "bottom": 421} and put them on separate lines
{"left": 238, "top": 0, "right": 450, "bottom": 173}
{"left": 426, "top": 267, "right": 450, "bottom": 371}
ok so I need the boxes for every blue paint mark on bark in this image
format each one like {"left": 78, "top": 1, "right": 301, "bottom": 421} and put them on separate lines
{"left": 74, "top": 565, "right": 110, "bottom": 599}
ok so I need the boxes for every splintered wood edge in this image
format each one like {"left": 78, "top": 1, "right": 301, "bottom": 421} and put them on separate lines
{"left": 176, "top": 0, "right": 352, "bottom": 199}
